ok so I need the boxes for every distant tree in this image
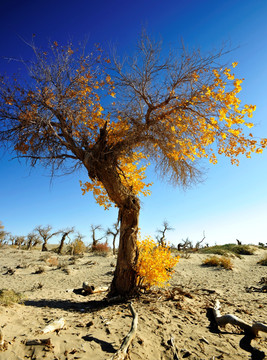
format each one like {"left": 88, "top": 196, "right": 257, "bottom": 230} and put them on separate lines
{"left": 34, "top": 225, "right": 60, "bottom": 251}
{"left": 90, "top": 224, "right": 104, "bottom": 248}
{"left": 56, "top": 227, "right": 75, "bottom": 254}
{"left": 26, "top": 232, "right": 41, "bottom": 250}
{"left": 195, "top": 231, "right": 206, "bottom": 250}
{"left": 156, "top": 220, "right": 174, "bottom": 247}
{"left": 0, "top": 34, "right": 266, "bottom": 295}
{"left": 178, "top": 237, "right": 193, "bottom": 251}
{"left": 8, "top": 234, "right": 16, "bottom": 246}
{"left": 14, "top": 235, "right": 25, "bottom": 249}
{"left": 106, "top": 222, "right": 120, "bottom": 255}
{"left": 0, "top": 221, "right": 8, "bottom": 245}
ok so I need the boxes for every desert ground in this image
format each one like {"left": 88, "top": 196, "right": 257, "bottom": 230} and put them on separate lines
{"left": 0, "top": 246, "right": 266, "bottom": 360}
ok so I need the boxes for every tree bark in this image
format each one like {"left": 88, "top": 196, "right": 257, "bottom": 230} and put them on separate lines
{"left": 110, "top": 195, "right": 140, "bottom": 296}
{"left": 83, "top": 137, "right": 141, "bottom": 296}
{"left": 42, "top": 240, "right": 48, "bottom": 252}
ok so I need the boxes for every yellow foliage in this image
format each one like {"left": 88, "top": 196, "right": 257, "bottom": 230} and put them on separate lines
{"left": 80, "top": 152, "right": 152, "bottom": 209}
{"left": 136, "top": 236, "right": 179, "bottom": 290}
{"left": 8, "top": 43, "right": 266, "bottom": 210}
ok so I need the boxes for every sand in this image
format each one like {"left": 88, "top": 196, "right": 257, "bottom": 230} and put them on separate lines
{"left": 0, "top": 246, "right": 266, "bottom": 359}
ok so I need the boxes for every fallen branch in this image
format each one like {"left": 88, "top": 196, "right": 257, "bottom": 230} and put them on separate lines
{"left": 0, "top": 329, "right": 4, "bottom": 349}
{"left": 169, "top": 335, "right": 179, "bottom": 360}
{"left": 82, "top": 282, "right": 109, "bottom": 294}
{"left": 25, "top": 338, "right": 52, "bottom": 346}
{"left": 40, "top": 318, "right": 66, "bottom": 334}
{"left": 110, "top": 302, "right": 138, "bottom": 360}
{"left": 213, "top": 300, "right": 267, "bottom": 337}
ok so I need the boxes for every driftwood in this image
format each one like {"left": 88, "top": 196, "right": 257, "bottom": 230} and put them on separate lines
{"left": 213, "top": 299, "right": 267, "bottom": 337}
{"left": 169, "top": 335, "right": 179, "bottom": 360}
{"left": 25, "top": 338, "right": 52, "bottom": 346}
{"left": 110, "top": 303, "right": 138, "bottom": 360}
{"left": 40, "top": 318, "right": 66, "bottom": 334}
{"left": 82, "top": 282, "right": 109, "bottom": 294}
{"left": 0, "top": 329, "right": 4, "bottom": 348}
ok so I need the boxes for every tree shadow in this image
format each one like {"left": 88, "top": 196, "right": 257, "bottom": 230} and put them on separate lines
{"left": 82, "top": 335, "right": 116, "bottom": 354}
{"left": 24, "top": 296, "right": 123, "bottom": 313}
{"left": 206, "top": 308, "right": 266, "bottom": 360}
{"left": 239, "top": 335, "right": 265, "bottom": 360}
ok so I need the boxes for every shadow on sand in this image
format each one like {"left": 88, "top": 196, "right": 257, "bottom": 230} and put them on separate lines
{"left": 206, "top": 307, "right": 265, "bottom": 360}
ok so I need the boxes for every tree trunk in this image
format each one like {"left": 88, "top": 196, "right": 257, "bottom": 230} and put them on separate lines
{"left": 42, "top": 240, "right": 48, "bottom": 251}
{"left": 58, "top": 233, "right": 68, "bottom": 254}
{"left": 110, "top": 195, "right": 140, "bottom": 296}
{"left": 113, "top": 236, "right": 116, "bottom": 256}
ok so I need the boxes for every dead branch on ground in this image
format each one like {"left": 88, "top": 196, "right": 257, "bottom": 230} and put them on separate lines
{"left": 110, "top": 302, "right": 138, "bottom": 360}
{"left": 40, "top": 318, "right": 66, "bottom": 334}
{"left": 213, "top": 299, "right": 267, "bottom": 337}
{"left": 82, "top": 282, "right": 109, "bottom": 294}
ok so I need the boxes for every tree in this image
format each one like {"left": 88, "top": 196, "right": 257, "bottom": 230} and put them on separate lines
{"left": 56, "top": 227, "right": 75, "bottom": 254}
{"left": 34, "top": 225, "right": 60, "bottom": 251}
{"left": 156, "top": 220, "right": 174, "bottom": 247}
{"left": 106, "top": 222, "right": 120, "bottom": 255}
{"left": 26, "top": 232, "right": 41, "bottom": 250}
{"left": 0, "top": 35, "right": 266, "bottom": 295}
{"left": 14, "top": 235, "right": 25, "bottom": 249}
{"left": 0, "top": 221, "right": 8, "bottom": 245}
{"left": 90, "top": 224, "right": 104, "bottom": 248}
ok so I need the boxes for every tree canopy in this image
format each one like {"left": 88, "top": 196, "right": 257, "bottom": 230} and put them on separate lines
{"left": 1, "top": 37, "right": 265, "bottom": 209}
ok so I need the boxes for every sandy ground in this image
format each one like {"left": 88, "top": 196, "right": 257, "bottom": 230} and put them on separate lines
{"left": 0, "top": 246, "right": 266, "bottom": 360}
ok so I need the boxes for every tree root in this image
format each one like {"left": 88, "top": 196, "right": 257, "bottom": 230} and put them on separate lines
{"left": 213, "top": 299, "right": 267, "bottom": 337}
{"left": 110, "top": 302, "right": 138, "bottom": 360}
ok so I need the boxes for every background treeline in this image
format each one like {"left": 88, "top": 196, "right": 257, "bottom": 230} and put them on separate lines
{"left": 1, "top": 220, "right": 266, "bottom": 256}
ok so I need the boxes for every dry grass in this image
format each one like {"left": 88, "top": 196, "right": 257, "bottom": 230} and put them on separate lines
{"left": 0, "top": 289, "right": 25, "bottom": 306}
{"left": 202, "top": 255, "right": 233, "bottom": 270}
{"left": 200, "top": 244, "right": 255, "bottom": 257}
{"left": 46, "top": 256, "right": 59, "bottom": 267}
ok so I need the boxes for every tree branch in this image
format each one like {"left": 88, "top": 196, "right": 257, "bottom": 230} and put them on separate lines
{"left": 110, "top": 302, "right": 138, "bottom": 360}
{"left": 213, "top": 299, "right": 267, "bottom": 337}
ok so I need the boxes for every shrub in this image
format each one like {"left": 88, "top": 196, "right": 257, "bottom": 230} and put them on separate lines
{"left": 91, "top": 242, "right": 111, "bottom": 255}
{"left": 200, "top": 244, "right": 254, "bottom": 256}
{"left": 202, "top": 255, "right": 233, "bottom": 270}
{"left": 257, "top": 255, "right": 267, "bottom": 266}
{"left": 136, "top": 236, "right": 180, "bottom": 290}
{"left": 68, "top": 239, "right": 86, "bottom": 255}
{"left": 233, "top": 245, "right": 255, "bottom": 255}
{"left": 0, "top": 289, "right": 25, "bottom": 306}
{"left": 46, "top": 256, "right": 59, "bottom": 267}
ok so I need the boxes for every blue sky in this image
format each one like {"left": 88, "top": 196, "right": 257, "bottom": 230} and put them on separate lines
{"left": 0, "top": 0, "right": 267, "bottom": 246}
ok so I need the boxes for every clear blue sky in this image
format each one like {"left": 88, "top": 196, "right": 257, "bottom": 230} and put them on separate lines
{"left": 1, "top": 0, "right": 267, "bottom": 246}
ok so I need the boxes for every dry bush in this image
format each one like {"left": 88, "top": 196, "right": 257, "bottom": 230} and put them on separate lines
{"left": 0, "top": 289, "right": 25, "bottom": 306}
{"left": 91, "top": 242, "right": 111, "bottom": 255}
{"left": 202, "top": 255, "right": 233, "bottom": 270}
{"left": 39, "top": 254, "right": 50, "bottom": 262}
{"left": 68, "top": 239, "right": 86, "bottom": 255}
{"left": 45, "top": 256, "right": 59, "bottom": 267}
